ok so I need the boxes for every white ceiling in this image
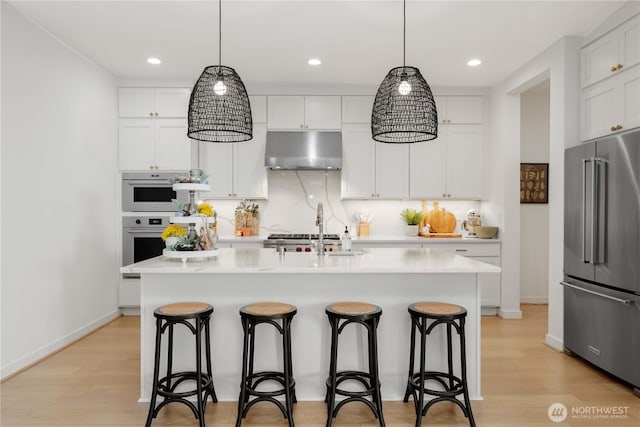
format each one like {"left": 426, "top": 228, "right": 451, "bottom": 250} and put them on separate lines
{"left": 8, "top": 1, "right": 626, "bottom": 90}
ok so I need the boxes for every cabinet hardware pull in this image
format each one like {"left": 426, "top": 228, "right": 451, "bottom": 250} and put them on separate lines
{"left": 616, "top": 64, "right": 623, "bottom": 70}
{"left": 455, "top": 249, "right": 468, "bottom": 252}
{"left": 154, "top": 112, "right": 159, "bottom": 117}
{"left": 610, "top": 66, "right": 618, "bottom": 72}
{"left": 611, "top": 126, "right": 617, "bottom": 131}
{"left": 615, "top": 125, "right": 623, "bottom": 130}
{"left": 300, "top": 124, "right": 303, "bottom": 129}
{"left": 560, "top": 282, "right": 631, "bottom": 305}
{"left": 149, "top": 112, "right": 153, "bottom": 117}
{"left": 149, "top": 165, "right": 154, "bottom": 169}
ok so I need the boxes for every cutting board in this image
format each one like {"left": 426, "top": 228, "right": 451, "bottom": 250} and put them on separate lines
{"left": 420, "top": 232, "right": 462, "bottom": 238}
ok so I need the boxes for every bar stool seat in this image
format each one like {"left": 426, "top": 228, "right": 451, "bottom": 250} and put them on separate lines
{"left": 325, "top": 301, "right": 385, "bottom": 427}
{"left": 236, "top": 302, "right": 297, "bottom": 427}
{"left": 404, "top": 301, "right": 475, "bottom": 427}
{"left": 146, "top": 302, "right": 217, "bottom": 427}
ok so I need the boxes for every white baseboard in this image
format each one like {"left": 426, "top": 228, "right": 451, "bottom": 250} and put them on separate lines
{"left": 121, "top": 307, "right": 140, "bottom": 316}
{"left": 498, "top": 308, "right": 523, "bottom": 319}
{"left": 520, "top": 297, "right": 548, "bottom": 304}
{"left": 0, "top": 309, "right": 121, "bottom": 380}
{"left": 481, "top": 307, "right": 498, "bottom": 316}
{"left": 545, "top": 333, "right": 564, "bottom": 351}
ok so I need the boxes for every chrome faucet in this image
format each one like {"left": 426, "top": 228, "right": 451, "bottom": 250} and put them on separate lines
{"left": 316, "top": 202, "right": 324, "bottom": 255}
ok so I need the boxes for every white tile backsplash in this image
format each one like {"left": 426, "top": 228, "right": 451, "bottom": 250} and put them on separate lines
{"left": 203, "top": 170, "right": 480, "bottom": 237}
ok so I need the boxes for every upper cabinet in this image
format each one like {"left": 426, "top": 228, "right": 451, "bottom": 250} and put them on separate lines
{"left": 268, "top": 96, "right": 341, "bottom": 130}
{"left": 581, "top": 15, "right": 640, "bottom": 88}
{"left": 118, "top": 87, "right": 193, "bottom": 171}
{"left": 435, "top": 96, "right": 483, "bottom": 124}
{"left": 581, "top": 15, "right": 640, "bottom": 140}
{"left": 119, "top": 88, "right": 190, "bottom": 118}
{"left": 342, "top": 96, "right": 375, "bottom": 123}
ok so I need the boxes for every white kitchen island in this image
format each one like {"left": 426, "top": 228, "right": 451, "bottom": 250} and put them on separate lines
{"left": 120, "top": 247, "right": 500, "bottom": 403}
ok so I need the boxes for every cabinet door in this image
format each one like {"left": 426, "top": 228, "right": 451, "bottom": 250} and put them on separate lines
{"left": 234, "top": 124, "right": 268, "bottom": 199}
{"left": 581, "top": 30, "right": 619, "bottom": 88}
{"left": 621, "top": 66, "right": 640, "bottom": 132}
{"left": 434, "top": 96, "right": 447, "bottom": 123}
{"left": 199, "top": 142, "right": 233, "bottom": 198}
{"left": 582, "top": 78, "right": 618, "bottom": 140}
{"left": 155, "top": 88, "right": 190, "bottom": 118}
{"left": 154, "top": 119, "right": 192, "bottom": 171}
{"left": 341, "top": 124, "right": 376, "bottom": 198}
{"left": 476, "top": 257, "right": 501, "bottom": 307}
{"left": 446, "top": 96, "right": 483, "bottom": 124}
{"left": 445, "top": 125, "right": 483, "bottom": 199}
{"left": 342, "top": 96, "right": 374, "bottom": 123}
{"left": 119, "top": 88, "right": 155, "bottom": 118}
{"left": 119, "top": 119, "right": 154, "bottom": 170}
{"left": 268, "top": 96, "right": 305, "bottom": 129}
{"left": 250, "top": 96, "right": 268, "bottom": 123}
{"left": 409, "top": 137, "right": 444, "bottom": 198}
{"left": 619, "top": 15, "right": 640, "bottom": 73}
{"left": 305, "top": 96, "right": 341, "bottom": 129}
{"left": 375, "top": 142, "right": 409, "bottom": 198}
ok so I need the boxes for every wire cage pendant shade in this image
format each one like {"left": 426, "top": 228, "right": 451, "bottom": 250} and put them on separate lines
{"left": 188, "top": 65, "right": 253, "bottom": 142}
{"left": 371, "top": 66, "right": 437, "bottom": 143}
{"left": 371, "top": 0, "right": 438, "bottom": 144}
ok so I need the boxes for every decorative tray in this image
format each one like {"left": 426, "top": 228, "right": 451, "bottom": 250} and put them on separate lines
{"left": 163, "top": 249, "right": 219, "bottom": 264}
{"left": 170, "top": 216, "right": 215, "bottom": 224}
{"left": 172, "top": 183, "right": 210, "bottom": 192}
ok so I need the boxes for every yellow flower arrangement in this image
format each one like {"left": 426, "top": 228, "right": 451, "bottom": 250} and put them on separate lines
{"left": 161, "top": 224, "right": 187, "bottom": 241}
{"left": 197, "top": 203, "right": 215, "bottom": 217}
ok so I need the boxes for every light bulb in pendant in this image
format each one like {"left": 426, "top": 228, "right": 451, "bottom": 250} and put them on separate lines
{"left": 399, "top": 79, "right": 411, "bottom": 95}
{"left": 213, "top": 80, "right": 227, "bottom": 96}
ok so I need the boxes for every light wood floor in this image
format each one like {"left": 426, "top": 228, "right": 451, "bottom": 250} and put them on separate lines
{"left": 1, "top": 305, "right": 638, "bottom": 426}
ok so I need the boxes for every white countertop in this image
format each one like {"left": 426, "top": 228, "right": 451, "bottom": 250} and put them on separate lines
{"left": 217, "top": 235, "right": 501, "bottom": 243}
{"left": 121, "top": 247, "right": 501, "bottom": 274}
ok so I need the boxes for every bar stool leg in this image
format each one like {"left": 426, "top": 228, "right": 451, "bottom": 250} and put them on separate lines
{"left": 282, "top": 318, "right": 295, "bottom": 427}
{"left": 204, "top": 317, "right": 218, "bottom": 403}
{"left": 285, "top": 319, "right": 297, "bottom": 404}
{"left": 459, "top": 318, "right": 476, "bottom": 427}
{"left": 166, "top": 323, "right": 174, "bottom": 392}
{"left": 194, "top": 317, "right": 205, "bottom": 427}
{"left": 403, "top": 316, "right": 417, "bottom": 404}
{"left": 145, "top": 318, "right": 163, "bottom": 427}
{"left": 447, "top": 322, "right": 454, "bottom": 391}
{"left": 370, "top": 317, "right": 386, "bottom": 427}
{"left": 325, "top": 317, "right": 339, "bottom": 427}
{"left": 415, "top": 318, "right": 427, "bottom": 427}
{"left": 236, "top": 318, "right": 250, "bottom": 427}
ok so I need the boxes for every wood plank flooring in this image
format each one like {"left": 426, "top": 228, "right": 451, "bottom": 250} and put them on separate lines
{"left": 1, "top": 305, "right": 638, "bottom": 426}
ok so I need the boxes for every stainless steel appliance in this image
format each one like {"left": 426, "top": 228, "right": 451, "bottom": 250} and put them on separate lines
{"left": 122, "top": 216, "right": 171, "bottom": 277}
{"left": 563, "top": 128, "right": 640, "bottom": 394}
{"left": 265, "top": 131, "right": 342, "bottom": 170}
{"left": 264, "top": 233, "right": 341, "bottom": 252}
{"left": 462, "top": 208, "right": 481, "bottom": 237}
{"left": 122, "top": 172, "right": 188, "bottom": 212}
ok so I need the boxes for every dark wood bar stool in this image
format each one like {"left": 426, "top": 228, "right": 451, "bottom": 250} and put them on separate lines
{"left": 146, "top": 302, "right": 217, "bottom": 427}
{"left": 236, "top": 302, "right": 297, "bottom": 427}
{"left": 404, "top": 302, "right": 475, "bottom": 427}
{"left": 325, "top": 302, "right": 385, "bottom": 427}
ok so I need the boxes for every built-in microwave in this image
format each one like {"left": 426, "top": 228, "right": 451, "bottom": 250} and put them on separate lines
{"left": 122, "top": 172, "right": 188, "bottom": 212}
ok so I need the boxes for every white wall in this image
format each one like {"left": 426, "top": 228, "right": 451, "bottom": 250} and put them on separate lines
{"left": 520, "top": 83, "right": 550, "bottom": 303}
{"left": 204, "top": 170, "right": 480, "bottom": 237}
{"left": 1, "top": 3, "right": 120, "bottom": 379}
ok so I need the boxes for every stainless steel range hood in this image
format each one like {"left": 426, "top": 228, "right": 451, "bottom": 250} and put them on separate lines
{"left": 265, "top": 131, "right": 342, "bottom": 170}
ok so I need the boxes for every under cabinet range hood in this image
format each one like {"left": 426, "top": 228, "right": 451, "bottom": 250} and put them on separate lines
{"left": 265, "top": 131, "right": 342, "bottom": 170}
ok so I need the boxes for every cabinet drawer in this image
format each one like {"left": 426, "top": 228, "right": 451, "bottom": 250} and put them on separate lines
{"left": 423, "top": 242, "right": 500, "bottom": 257}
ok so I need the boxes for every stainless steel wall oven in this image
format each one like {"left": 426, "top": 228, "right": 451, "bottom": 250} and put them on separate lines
{"left": 122, "top": 216, "right": 171, "bottom": 278}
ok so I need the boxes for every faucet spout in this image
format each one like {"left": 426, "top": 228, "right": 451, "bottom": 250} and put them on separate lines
{"left": 316, "top": 202, "right": 324, "bottom": 256}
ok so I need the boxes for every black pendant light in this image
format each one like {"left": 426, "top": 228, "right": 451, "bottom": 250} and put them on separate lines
{"left": 371, "top": 0, "right": 437, "bottom": 143}
{"left": 188, "top": 0, "right": 252, "bottom": 142}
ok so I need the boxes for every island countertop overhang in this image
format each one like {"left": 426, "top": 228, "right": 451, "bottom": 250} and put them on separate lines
{"left": 121, "top": 247, "right": 502, "bottom": 275}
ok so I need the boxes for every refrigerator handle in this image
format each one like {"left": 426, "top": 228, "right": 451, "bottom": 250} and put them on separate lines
{"left": 582, "top": 159, "right": 590, "bottom": 263}
{"left": 591, "top": 159, "right": 598, "bottom": 264}
{"left": 593, "top": 158, "right": 606, "bottom": 265}
{"left": 560, "top": 281, "right": 631, "bottom": 305}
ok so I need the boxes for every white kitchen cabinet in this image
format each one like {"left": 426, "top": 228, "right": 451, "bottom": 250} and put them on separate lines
{"left": 342, "top": 96, "right": 375, "bottom": 123}
{"left": 409, "top": 125, "right": 483, "bottom": 199}
{"left": 268, "top": 96, "right": 341, "bottom": 129}
{"left": 581, "top": 15, "right": 640, "bottom": 88}
{"left": 119, "top": 118, "right": 191, "bottom": 171}
{"left": 119, "top": 87, "right": 190, "bottom": 118}
{"left": 582, "top": 64, "right": 640, "bottom": 140}
{"left": 434, "top": 96, "right": 483, "bottom": 124}
{"left": 250, "top": 96, "right": 267, "bottom": 124}
{"left": 341, "top": 124, "right": 408, "bottom": 199}
{"left": 199, "top": 124, "right": 268, "bottom": 199}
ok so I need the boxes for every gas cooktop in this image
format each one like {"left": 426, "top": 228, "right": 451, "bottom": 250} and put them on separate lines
{"left": 267, "top": 233, "right": 340, "bottom": 240}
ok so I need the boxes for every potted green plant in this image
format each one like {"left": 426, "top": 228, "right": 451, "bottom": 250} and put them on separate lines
{"left": 401, "top": 208, "right": 424, "bottom": 236}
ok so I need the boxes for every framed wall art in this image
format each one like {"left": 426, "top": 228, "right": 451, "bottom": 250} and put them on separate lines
{"left": 520, "top": 163, "right": 548, "bottom": 204}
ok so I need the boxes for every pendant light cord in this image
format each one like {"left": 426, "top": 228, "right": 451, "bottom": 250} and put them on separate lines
{"left": 403, "top": 0, "right": 406, "bottom": 68}
{"left": 218, "top": 0, "right": 222, "bottom": 67}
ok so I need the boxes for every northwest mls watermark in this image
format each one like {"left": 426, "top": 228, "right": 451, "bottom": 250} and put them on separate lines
{"left": 548, "top": 402, "right": 630, "bottom": 423}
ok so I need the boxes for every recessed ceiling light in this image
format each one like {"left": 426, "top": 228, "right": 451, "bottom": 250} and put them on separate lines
{"left": 467, "top": 59, "right": 482, "bottom": 67}
{"left": 147, "top": 57, "right": 162, "bottom": 65}
{"left": 308, "top": 58, "right": 322, "bottom": 66}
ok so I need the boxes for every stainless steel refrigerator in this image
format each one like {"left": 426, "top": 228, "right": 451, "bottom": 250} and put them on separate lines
{"left": 563, "top": 128, "right": 640, "bottom": 395}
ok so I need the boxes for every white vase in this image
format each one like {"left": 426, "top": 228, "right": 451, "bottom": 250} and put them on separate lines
{"left": 165, "top": 236, "right": 179, "bottom": 250}
{"left": 406, "top": 225, "right": 419, "bottom": 237}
